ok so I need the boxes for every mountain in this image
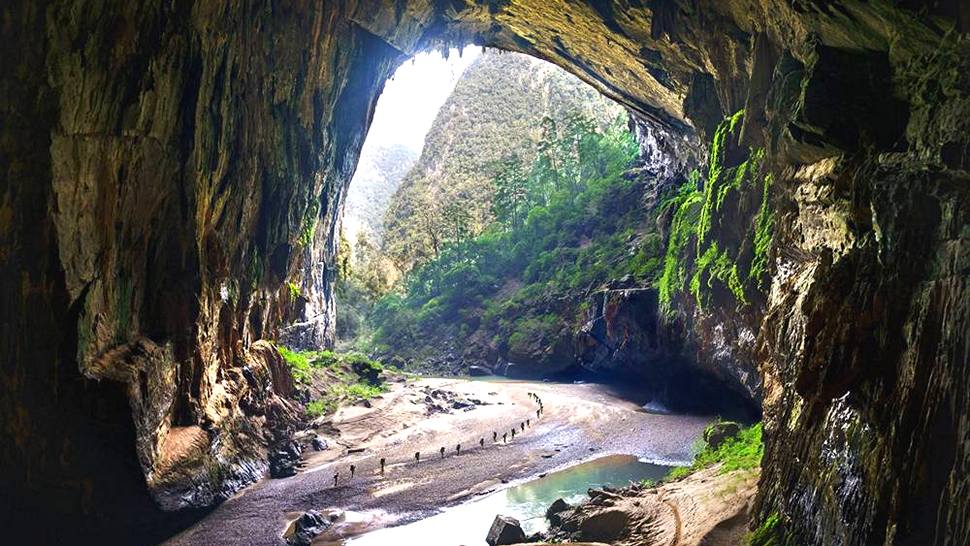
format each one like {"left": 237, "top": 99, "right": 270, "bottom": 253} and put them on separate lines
{"left": 343, "top": 142, "right": 418, "bottom": 250}
{"left": 381, "top": 50, "right": 624, "bottom": 274}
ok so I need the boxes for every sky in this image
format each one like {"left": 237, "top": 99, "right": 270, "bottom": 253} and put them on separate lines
{"left": 363, "top": 45, "right": 482, "bottom": 153}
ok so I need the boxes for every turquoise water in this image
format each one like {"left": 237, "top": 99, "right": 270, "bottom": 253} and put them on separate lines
{"left": 345, "top": 455, "right": 670, "bottom": 545}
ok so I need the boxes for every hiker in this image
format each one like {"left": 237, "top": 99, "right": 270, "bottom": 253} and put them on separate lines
{"left": 527, "top": 418, "right": 530, "bottom": 427}
{"left": 480, "top": 437, "right": 485, "bottom": 448}
{"left": 415, "top": 451, "right": 420, "bottom": 463}
{"left": 333, "top": 472, "right": 339, "bottom": 487}
{"left": 511, "top": 428, "right": 516, "bottom": 439}
{"left": 493, "top": 431, "right": 498, "bottom": 442}
{"left": 380, "top": 458, "right": 386, "bottom": 475}
{"left": 456, "top": 443, "right": 461, "bottom": 456}
{"left": 350, "top": 464, "right": 356, "bottom": 478}
{"left": 440, "top": 446, "right": 445, "bottom": 459}
{"left": 502, "top": 432, "right": 507, "bottom": 443}
{"left": 537, "top": 409, "right": 541, "bottom": 419}
{"left": 520, "top": 422, "right": 525, "bottom": 432}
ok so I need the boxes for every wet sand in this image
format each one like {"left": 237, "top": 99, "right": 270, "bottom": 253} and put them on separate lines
{"left": 164, "top": 378, "right": 710, "bottom": 546}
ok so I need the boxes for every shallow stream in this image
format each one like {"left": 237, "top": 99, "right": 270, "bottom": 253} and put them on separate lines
{"left": 344, "top": 454, "right": 671, "bottom": 545}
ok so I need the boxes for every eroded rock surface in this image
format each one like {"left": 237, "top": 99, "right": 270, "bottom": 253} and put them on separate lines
{"left": 547, "top": 465, "right": 758, "bottom": 546}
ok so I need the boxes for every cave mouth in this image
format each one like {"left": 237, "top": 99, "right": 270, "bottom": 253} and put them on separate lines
{"left": 9, "top": 2, "right": 963, "bottom": 544}
{"left": 318, "top": 44, "right": 758, "bottom": 425}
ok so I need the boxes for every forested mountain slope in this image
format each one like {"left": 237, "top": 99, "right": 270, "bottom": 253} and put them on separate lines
{"left": 343, "top": 142, "right": 418, "bottom": 250}
{"left": 381, "top": 50, "right": 623, "bottom": 274}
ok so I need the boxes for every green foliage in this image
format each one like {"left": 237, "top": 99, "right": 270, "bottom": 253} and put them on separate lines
{"left": 278, "top": 345, "right": 313, "bottom": 384}
{"left": 277, "top": 345, "right": 389, "bottom": 415}
{"left": 658, "top": 177, "right": 704, "bottom": 313}
{"left": 369, "top": 112, "right": 648, "bottom": 365}
{"left": 667, "top": 423, "right": 764, "bottom": 480}
{"left": 306, "top": 399, "right": 334, "bottom": 418}
{"left": 383, "top": 51, "right": 625, "bottom": 275}
{"left": 287, "top": 281, "right": 301, "bottom": 299}
{"left": 342, "top": 383, "right": 386, "bottom": 399}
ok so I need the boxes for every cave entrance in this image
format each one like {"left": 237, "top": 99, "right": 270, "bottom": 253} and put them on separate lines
{"left": 287, "top": 43, "right": 757, "bottom": 422}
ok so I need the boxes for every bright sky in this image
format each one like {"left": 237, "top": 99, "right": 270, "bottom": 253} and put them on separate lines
{"left": 364, "top": 45, "right": 482, "bottom": 153}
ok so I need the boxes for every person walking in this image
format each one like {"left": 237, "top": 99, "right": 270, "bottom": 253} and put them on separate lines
{"left": 520, "top": 422, "right": 525, "bottom": 432}
{"left": 350, "top": 464, "right": 356, "bottom": 479}
{"left": 480, "top": 437, "right": 485, "bottom": 448}
{"left": 456, "top": 443, "right": 461, "bottom": 456}
{"left": 440, "top": 446, "right": 446, "bottom": 459}
{"left": 380, "top": 458, "right": 386, "bottom": 475}
{"left": 502, "top": 432, "right": 507, "bottom": 443}
{"left": 493, "top": 431, "right": 498, "bottom": 442}
{"left": 415, "top": 451, "right": 420, "bottom": 463}
{"left": 511, "top": 428, "right": 516, "bottom": 439}
{"left": 333, "top": 472, "right": 339, "bottom": 487}
{"left": 527, "top": 418, "right": 530, "bottom": 427}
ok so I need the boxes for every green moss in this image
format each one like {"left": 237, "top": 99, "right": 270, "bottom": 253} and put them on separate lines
{"left": 697, "top": 109, "right": 745, "bottom": 247}
{"left": 298, "top": 201, "right": 319, "bottom": 248}
{"left": 744, "top": 513, "right": 795, "bottom": 546}
{"left": 660, "top": 109, "right": 770, "bottom": 313}
{"left": 749, "top": 173, "right": 774, "bottom": 286}
{"left": 658, "top": 181, "right": 704, "bottom": 313}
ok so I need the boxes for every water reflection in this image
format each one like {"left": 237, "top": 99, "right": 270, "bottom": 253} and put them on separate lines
{"left": 345, "top": 455, "right": 669, "bottom": 546}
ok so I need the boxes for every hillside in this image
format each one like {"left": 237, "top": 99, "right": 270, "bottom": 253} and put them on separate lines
{"left": 343, "top": 142, "right": 418, "bottom": 249}
{"left": 381, "top": 50, "right": 624, "bottom": 274}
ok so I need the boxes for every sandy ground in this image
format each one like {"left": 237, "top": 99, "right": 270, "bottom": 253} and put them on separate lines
{"left": 164, "top": 378, "right": 710, "bottom": 546}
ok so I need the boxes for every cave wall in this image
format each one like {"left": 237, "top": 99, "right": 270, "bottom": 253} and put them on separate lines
{"left": 0, "top": 0, "right": 404, "bottom": 541}
{"left": 1, "top": 0, "right": 968, "bottom": 545}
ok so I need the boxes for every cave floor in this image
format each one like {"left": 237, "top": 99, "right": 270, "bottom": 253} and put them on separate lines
{"left": 164, "top": 378, "right": 711, "bottom": 545}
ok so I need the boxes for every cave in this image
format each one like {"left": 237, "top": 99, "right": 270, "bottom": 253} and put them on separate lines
{"left": 1, "top": 1, "right": 968, "bottom": 545}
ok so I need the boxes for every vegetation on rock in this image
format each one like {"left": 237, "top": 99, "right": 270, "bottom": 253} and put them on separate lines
{"left": 278, "top": 346, "right": 390, "bottom": 417}
{"left": 667, "top": 422, "right": 763, "bottom": 480}
{"left": 658, "top": 110, "right": 773, "bottom": 314}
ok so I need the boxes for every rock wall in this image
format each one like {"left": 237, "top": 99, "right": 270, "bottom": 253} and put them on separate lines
{"left": 0, "top": 1, "right": 405, "bottom": 541}
{"left": 1, "top": 1, "right": 968, "bottom": 545}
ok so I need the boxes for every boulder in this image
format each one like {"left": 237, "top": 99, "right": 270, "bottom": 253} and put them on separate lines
{"left": 269, "top": 441, "right": 302, "bottom": 478}
{"left": 578, "top": 508, "right": 629, "bottom": 541}
{"left": 703, "top": 421, "right": 742, "bottom": 450}
{"left": 311, "top": 436, "right": 328, "bottom": 451}
{"left": 546, "top": 498, "right": 571, "bottom": 525}
{"left": 287, "top": 510, "right": 331, "bottom": 546}
{"left": 486, "top": 515, "right": 526, "bottom": 545}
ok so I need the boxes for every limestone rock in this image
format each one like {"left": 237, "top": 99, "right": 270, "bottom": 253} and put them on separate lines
{"left": 704, "top": 421, "right": 742, "bottom": 450}
{"left": 578, "top": 509, "right": 629, "bottom": 542}
{"left": 286, "top": 510, "right": 331, "bottom": 546}
{"left": 486, "top": 515, "right": 527, "bottom": 546}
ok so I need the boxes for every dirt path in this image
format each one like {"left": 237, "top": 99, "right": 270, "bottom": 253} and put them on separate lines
{"left": 164, "top": 378, "right": 709, "bottom": 546}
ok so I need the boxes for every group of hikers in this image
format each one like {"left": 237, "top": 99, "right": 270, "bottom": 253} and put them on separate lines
{"left": 330, "top": 391, "right": 545, "bottom": 487}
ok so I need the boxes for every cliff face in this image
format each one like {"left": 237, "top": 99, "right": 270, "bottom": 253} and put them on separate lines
{"left": 1, "top": 1, "right": 967, "bottom": 545}
{"left": 1, "top": 1, "right": 405, "bottom": 541}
